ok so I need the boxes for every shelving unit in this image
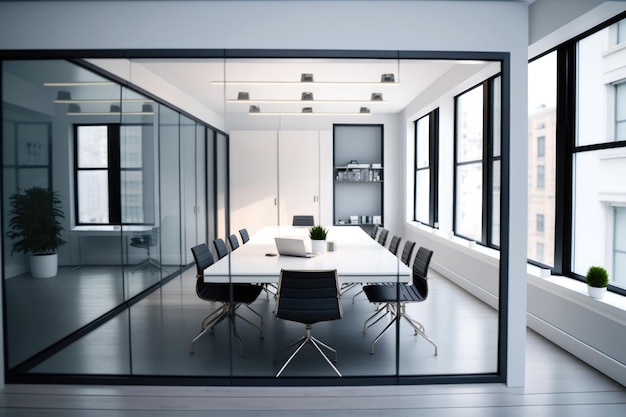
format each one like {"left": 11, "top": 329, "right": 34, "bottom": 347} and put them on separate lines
{"left": 333, "top": 124, "right": 383, "bottom": 228}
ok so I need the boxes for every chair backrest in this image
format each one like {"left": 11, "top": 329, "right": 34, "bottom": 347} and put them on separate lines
{"left": 190, "top": 243, "right": 215, "bottom": 276}
{"left": 228, "top": 234, "right": 240, "bottom": 251}
{"left": 388, "top": 235, "right": 401, "bottom": 255}
{"left": 400, "top": 240, "right": 416, "bottom": 266}
{"left": 213, "top": 238, "right": 229, "bottom": 260}
{"left": 275, "top": 269, "right": 342, "bottom": 325}
{"left": 412, "top": 247, "right": 433, "bottom": 296}
{"left": 292, "top": 215, "right": 315, "bottom": 226}
{"left": 377, "top": 228, "right": 389, "bottom": 246}
{"left": 370, "top": 224, "right": 379, "bottom": 239}
{"left": 239, "top": 228, "right": 250, "bottom": 244}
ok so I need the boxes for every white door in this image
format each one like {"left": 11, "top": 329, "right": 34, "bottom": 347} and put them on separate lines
{"left": 230, "top": 131, "right": 279, "bottom": 235}
{"left": 278, "top": 131, "right": 320, "bottom": 226}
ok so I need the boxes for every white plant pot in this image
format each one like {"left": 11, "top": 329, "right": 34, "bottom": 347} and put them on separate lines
{"left": 311, "top": 239, "right": 326, "bottom": 254}
{"left": 30, "top": 253, "right": 59, "bottom": 278}
{"left": 587, "top": 285, "right": 606, "bottom": 300}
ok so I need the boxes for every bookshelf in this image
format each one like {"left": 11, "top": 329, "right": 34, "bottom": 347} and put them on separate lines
{"left": 333, "top": 124, "right": 383, "bottom": 228}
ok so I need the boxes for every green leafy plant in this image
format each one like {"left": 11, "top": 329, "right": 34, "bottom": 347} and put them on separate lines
{"left": 586, "top": 266, "right": 609, "bottom": 288}
{"left": 309, "top": 225, "right": 328, "bottom": 241}
{"left": 6, "top": 186, "right": 67, "bottom": 255}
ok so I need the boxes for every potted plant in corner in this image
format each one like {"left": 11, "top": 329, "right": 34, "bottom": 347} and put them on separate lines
{"left": 6, "top": 186, "right": 67, "bottom": 278}
{"left": 586, "top": 265, "right": 609, "bottom": 300}
{"left": 309, "top": 225, "right": 328, "bottom": 254}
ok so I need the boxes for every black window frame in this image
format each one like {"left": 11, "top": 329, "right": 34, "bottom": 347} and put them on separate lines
{"left": 413, "top": 108, "right": 439, "bottom": 227}
{"left": 453, "top": 76, "right": 501, "bottom": 248}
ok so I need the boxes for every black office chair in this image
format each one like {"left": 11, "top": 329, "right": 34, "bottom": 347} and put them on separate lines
{"left": 228, "top": 234, "right": 240, "bottom": 251}
{"left": 377, "top": 228, "right": 389, "bottom": 246}
{"left": 362, "top": 247, "right": 438, "bottom": 355}
{"left": 273, "top": 269, "right": 343, "bottom": 377}
{"left": 189, "top": 244, "right": 264, "bottom": 356}
{"left": 400, "top": 240, "right": 416, "bottom": 267}
{"left": 369, "top": 224, "right": 379, "bottom": 239}
{"left": 129, "top": 227, "right": 161, "bottom": 273}
{"left": 292, "top": 215, "right": 315, "bottom": 226}
{"left": 213, "top": 238, "right": 229, "bottom": 260}
{"left": 388, "top": 235, "right": 401, "bottom": 255}
{"left": 239, "top": 228, "right": 250, "bottom": 244}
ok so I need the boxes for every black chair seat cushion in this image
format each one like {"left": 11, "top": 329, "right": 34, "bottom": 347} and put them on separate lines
{"left": 196, "top": 278, "right": 262, "bottom": 304}
{"left": 362, "top": 283, "right": 425, "bottom": 303}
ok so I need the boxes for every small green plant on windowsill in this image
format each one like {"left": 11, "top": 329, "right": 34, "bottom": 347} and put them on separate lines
{"left": 586, "top": 265, "right": 609, "bottom": 300}
{"left": 309, "top": 225, "right": 328, "bottom": 241}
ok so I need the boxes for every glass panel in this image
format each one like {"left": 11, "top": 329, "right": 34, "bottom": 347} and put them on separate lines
{"left": 78, "top": 170, "right": 109, "bottom": 223}
{"left": 77, "top": 125, "right": 108, "bottom": 167}
{"left": 456, "top": 163, "right": 482, "bottom": 241}
{"left": 614, "top": 207, "right": 626, "bottom": 289}
{"left": 415, "top": 169, "right": 430, "bottom": 223}
{"left": 572, "top": 149, "right": 626, "bottom": 276}
{"left": 577, "top": 19, "right": 626, "bottom": 145}
{"left": 2, "top": 60, "right": 127, "bottom": 373}
{"left": 492, "top": 76, "right": 502, "bottom": 157}
{"left": 456, "top": 85, "right": 483, "bottom": 163}
{"left": 491, "top": 160, "right": 501, "bottom": 246}
{"left": 528, "top": 52, "right": 557, "bottom": 266}
{"left": 416, "top": 115, "right": 430, "bottom": 168}
{"left": 616, "top": 82, "right": 626, "bottom": 141}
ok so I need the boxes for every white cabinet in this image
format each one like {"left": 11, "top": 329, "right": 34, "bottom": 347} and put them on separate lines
{"left": 230, "top": 130, "right": 331, "bottom": 235}
{"left": 229, "top": 131, "right": 278, "bottom": 236}
{"left": 278, "top": 131, "right": 320, "bottom": 226}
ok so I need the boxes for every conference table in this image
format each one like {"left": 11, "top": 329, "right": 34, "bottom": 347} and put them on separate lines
{"left": 203, "top": 225, "right": 410, "bottom": 285}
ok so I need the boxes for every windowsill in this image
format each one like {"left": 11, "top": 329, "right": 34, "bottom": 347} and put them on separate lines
{"left": 408, "top": 221, "right": 626, "bottom": 318}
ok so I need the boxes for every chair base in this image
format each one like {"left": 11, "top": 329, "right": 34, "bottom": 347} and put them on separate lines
{"left": 131, "top": 257, "right": 161, "bottom": 273}
{"left": 363, "top": 303, "right": 438, "bottom": 355}
{"left": 273, "top": 325, "right": 342, "bottom": 377}
{"left": 189, "top": 303, "right": 263, "bottom": 356}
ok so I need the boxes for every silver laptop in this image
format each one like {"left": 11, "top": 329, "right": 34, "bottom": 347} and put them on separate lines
{"left": 274, "top": 237, "right": 321, "bottom": 258}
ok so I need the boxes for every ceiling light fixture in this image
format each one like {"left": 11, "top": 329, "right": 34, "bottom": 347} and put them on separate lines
{"left": 45, "top": 81, "right": 116, "bottom": 87}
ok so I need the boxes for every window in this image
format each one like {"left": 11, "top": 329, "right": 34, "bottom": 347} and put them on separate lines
{"left": 572, "top": 16, "right": 626, "bottom": 291}
{"left": 537, "top": 136, "right": 546, "bottom": 157}
{"left": 614, "top": 207, "right": 626, "bottom": 288}
{"left": 528, "top": 52, "right": 556, "bottom": 267}
{"left": 615, "top": 82, "right": 626, "bottom": 140}
{"left": 537, "top": 165, "right": 545, "bottom": 189}
{"left": 536, "top": 213, "right": 544, "bottom": 232}
{"left": 75, "top": 124, "right": 147, "bottom": 225}
{"left": 454, "top": 77, "right": 501, "bottom": 246}
{"left": 414, "top": 109, "right": 439, "bottom": 226}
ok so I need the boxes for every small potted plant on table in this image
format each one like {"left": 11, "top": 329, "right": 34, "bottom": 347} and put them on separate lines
{"left": 309, "top": 225, "right": 328, "bottom": 253}
{"left": 6, "top": 186, "right": 67, "bottom": 278}
{"left": 586, "top": 266, "right": 609, "bottom": 299}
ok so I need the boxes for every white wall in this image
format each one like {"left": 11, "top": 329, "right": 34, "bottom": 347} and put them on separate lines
{"left": 0, "top": 0, "right": 530, "bottom": 387}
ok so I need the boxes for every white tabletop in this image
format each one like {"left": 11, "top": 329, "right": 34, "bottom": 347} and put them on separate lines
{"left": 203, "top": 226, "right": 409, "bottom": 284}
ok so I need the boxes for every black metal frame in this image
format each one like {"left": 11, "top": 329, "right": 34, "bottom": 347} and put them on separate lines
{"left": 1, "top": 48, "right": 511, "bottom": 387}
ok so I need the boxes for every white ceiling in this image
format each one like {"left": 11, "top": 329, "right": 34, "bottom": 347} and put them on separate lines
{"left": 129, "top": 57, "right": 492, "bottom": 125}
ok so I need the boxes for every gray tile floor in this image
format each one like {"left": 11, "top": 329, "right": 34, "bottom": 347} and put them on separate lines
{"left": 23, "top": 266, "right": 498, "bottom": 378}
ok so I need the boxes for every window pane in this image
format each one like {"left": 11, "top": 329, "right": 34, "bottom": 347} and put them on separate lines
{"left": 572, "top": 150, "right": 626, "bottom": 276}
{"left": 78, "top": 170, "right": 109, "bottom": 223}
{"left": 492, "top": 76, "right": 501, "bottom": 157}
{"left": 77, "top": 125, "right": 108, "bottom": 168}
{"left": 615, "top": 207, "right": 626, "bottom": 289}
{"left": 577, "top": 19, "right": 626, "bottom": 145}
{"left": 491, "top": 159, "right": 500, "bottom": 246}
{"left": 415, "top": 169, "right": 430, "bottom": 223}
{"left": 456, "top": 163, "right": 482, "bottom": 241}
{"left": 121, "top": 170, "right": 143, "bottom": 223}
{"left": 456, "top": 86, "right": 483, "bottom": 163}
{"left": 529, "top": 53, "right": 556, "bottom": 266}
{"left": 416, "top": 116, "right": 430, "bottom": 168}
{"left": 121, "top": 125, "right": 142, "bottom": 168}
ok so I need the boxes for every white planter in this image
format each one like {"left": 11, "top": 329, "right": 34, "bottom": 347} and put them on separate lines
{"left": 30, "top": 253, "right": 58, "bottom": 278}
{"left": 587, "top": 285, "right": 607, "bottom": 300}
{"left": 311, "top": 239, "right": 326, "bottom": 254}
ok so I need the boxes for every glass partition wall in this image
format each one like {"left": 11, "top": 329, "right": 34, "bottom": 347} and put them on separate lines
{"left": 2, "top": 56, "right": 503, "bottom": 384}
